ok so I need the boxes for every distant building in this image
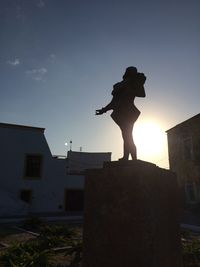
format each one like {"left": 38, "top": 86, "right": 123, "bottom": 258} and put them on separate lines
{"left": 0, "top": 122, "right": 111, "bottom": 217}
{"left": 166, "top": 114, "right": 200, "bottom": 204}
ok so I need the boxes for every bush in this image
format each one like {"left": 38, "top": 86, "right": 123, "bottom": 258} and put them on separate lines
{"left": 40, "top": 224, "right": 74, "bottom": 238}
{"left": 182, "top": 239, "right": 200, "bottom": 266}
{"left": 66, "top": 240, "right": 82, "bottom": 267}
{"left": 38, "top": 224, "right": 74, "bottom": 249}
{"left": 0, "top": 241, "right": 49, "bottom": 267}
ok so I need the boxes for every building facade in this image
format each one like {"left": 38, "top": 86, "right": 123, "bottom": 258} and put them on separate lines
{"left": 167, "top": 114, "right": 200, "bottom": 204}
{"left": 0, "top": 123, "right": 111, "bottom": 217}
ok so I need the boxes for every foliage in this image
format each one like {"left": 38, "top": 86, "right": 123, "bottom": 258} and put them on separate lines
{"left": 181, "top": 229, "right": 192, "bottom": 240}
{"left": 66, "top": 240, "right": 82, "bottom": 267}
{"left": 40, "top": 224, "right": 74, "bottom": 238}
{"left": 38, "top": 224, "right": 75, "bottom": 250}
{"left": 0, "top": 241, "right": 49, "bottom": 267}
{"left": 38, "top": 234, "right": 69, "bottom": 250}
{"left": 182, "top": 238, "right": 200, "bottom": 267}
{"left": 0, "top": 224, "right": 82, "bottom": 267}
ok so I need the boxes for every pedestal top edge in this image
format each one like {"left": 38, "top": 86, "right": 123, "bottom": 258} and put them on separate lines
{"left": 103, "top": 159, "right": 156, "bottom": 169}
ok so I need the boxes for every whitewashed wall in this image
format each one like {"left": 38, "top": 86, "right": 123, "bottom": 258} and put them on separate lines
{"left": 0, "top": 123, "right": 110, "bottom": 216}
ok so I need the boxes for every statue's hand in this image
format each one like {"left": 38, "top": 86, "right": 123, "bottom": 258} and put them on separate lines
{"left": 95, "top": 108, "right": 105, "bottom": 115}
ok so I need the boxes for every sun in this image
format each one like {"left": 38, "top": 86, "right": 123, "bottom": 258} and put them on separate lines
{"left": 133, "top": 120, "right": 167, "bottom": 166}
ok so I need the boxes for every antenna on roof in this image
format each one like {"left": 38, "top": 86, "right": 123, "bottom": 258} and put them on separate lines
{"left": 70, "top": 140, "right": 72, "bottom": 151}
{"left": 80, "top": 147, "right": 82, "bottom": 152}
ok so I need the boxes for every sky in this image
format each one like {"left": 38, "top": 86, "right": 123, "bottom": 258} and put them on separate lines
{"left": 0, "top": 0, "right": 199, "bottom": 168}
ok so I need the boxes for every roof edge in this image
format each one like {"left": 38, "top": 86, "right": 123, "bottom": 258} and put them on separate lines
{"left": 166, "top": 113, "right": 200, "bottom": 133}
{"left": 0, "top": 122, "right": 45, "bottom": 132}
{"left": 67, "top": 151, "right": 111, "bottom": 155}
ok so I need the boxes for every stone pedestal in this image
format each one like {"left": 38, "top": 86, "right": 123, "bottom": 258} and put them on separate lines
{"left": 83, "top": 160, "right": 182, "bottom": 267}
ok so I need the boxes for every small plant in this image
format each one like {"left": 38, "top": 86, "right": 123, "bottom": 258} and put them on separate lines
{"left": 66, "top": 240, "right": 82, "bottom": 267}
{"left": 0, "top": 223, "right": 82, "bottom": 267}
{"left": 38, "top": 224, "right": 74, "bottom": 249}
{"left": 40, "top": 224, "right": 74, "bottom": 238}
{"left": 182, "top": 239, "right": 200, "bottom": 266}
{"left": 0, "top": 241, "right": 49, "bottom": 267}
{"left": 39, "top": 235, "right": 69, "bottom": 250}
{"left": 181, "top": 228, "right": 192, "bottom": 240}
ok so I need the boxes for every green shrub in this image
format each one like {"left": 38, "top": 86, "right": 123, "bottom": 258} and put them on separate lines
{"left": 38, "top": 224, "right": 74, "bottom": 249}
{"left": 40, "top": 224, "right": 74, "bottom": 238}
{"left": 39, "top": 235, "right": 69, "bottom": 249}
{"left": 0, "top": 224, "right": 82, "bottom": 267}
{"left": 0, "top": 241, "right": 49, "bottom": 267}
{"left": 65, "top": 240, "right": 82, "bottom": 267}
{"left": 182, "top": 239, "right": 200, "bottom": 266}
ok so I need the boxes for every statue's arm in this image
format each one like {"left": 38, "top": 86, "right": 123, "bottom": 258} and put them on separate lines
{"left": 135, "top": 85, "right": 146, "bottom": 97}
{"left": 133, "top": 74, "right": 146, "bottom": 97}
{"left": 96, "top": 97, "right": 115, "bottom": 115}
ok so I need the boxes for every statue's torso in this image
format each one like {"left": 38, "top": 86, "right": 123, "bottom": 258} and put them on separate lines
{"left": 110, "top": 80, "right": 140, "bottom": 126}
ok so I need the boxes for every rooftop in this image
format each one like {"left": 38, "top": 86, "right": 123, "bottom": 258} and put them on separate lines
{"left": 0, "top": 122, "right": 45, "bottom": 132}
{"left": 166, "top": 113, "right": 200, "bottom": 133}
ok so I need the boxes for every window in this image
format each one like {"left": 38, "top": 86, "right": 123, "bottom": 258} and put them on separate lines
{"left": 24, "top": 154, "right": 43, "bottom": 178}
{"left": 65, "top": 189, "right": 84, "bottom": 212}
{"left": 20, "top": 189, "right": 32, "bottom": 204}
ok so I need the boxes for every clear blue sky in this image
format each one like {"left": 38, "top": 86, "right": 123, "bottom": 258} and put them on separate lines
{"left": 1, "top": 0, "right": 199, "bottom": 166}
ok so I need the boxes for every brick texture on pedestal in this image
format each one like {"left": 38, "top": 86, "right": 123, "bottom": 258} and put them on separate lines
{"left": 83, "top": 160, "right": 182, "bottom": 267}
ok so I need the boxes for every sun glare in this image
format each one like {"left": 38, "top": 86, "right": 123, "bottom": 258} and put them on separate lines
{"left": 133, "top": 120, "right": 167, "bottom": 166}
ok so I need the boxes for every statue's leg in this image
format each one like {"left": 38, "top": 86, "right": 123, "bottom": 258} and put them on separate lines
{"left": 127, "top": 123, "right": 137, "bottom": 160}
{"left": 130, "top": 140, "right": 137, "bottom": 160}
{"left": 120, "top": 124, "right": 131, "bottom": 160}
{"left": 121, "top": 123, "right": 137, "bottom": 160}
{"left": 118, "top": 126, "right": 128, "bottom": 160}
{"left": 123, "top": 136, "right": 129, "bottom": 160}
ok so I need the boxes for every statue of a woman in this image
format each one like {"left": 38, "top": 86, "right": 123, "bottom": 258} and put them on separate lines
{"left": 96, "top": 66, "right": 146, "bottom": 161}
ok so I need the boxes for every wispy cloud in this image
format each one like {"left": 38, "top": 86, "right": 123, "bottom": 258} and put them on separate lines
{"left": 49, "top": 53, "right": 56, "bottom": 62}
{"left": 36, "top": 0, "right": 45, "bottom": 8}
{"left": 26, "top": 67, "right": 48, "bottom": 81}
{"left": 7, "top": 58, "right": 20, "bottom": 66}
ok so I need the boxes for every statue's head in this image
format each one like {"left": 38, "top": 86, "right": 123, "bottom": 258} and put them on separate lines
{"left": 123, "top": 66, "right": 137, "bottom": 80}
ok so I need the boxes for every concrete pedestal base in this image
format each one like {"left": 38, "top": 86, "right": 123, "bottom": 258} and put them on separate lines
{"left": 83, "top": 160, "right": 182, "bottom": 267}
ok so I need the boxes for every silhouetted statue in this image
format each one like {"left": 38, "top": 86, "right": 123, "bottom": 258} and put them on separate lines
{"left": 96, "top": 66, "right": 146, "bottom": 161}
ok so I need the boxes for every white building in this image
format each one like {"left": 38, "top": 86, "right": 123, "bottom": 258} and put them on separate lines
{"left": 0, "top": 123, "right": 111, "bottom": 217}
